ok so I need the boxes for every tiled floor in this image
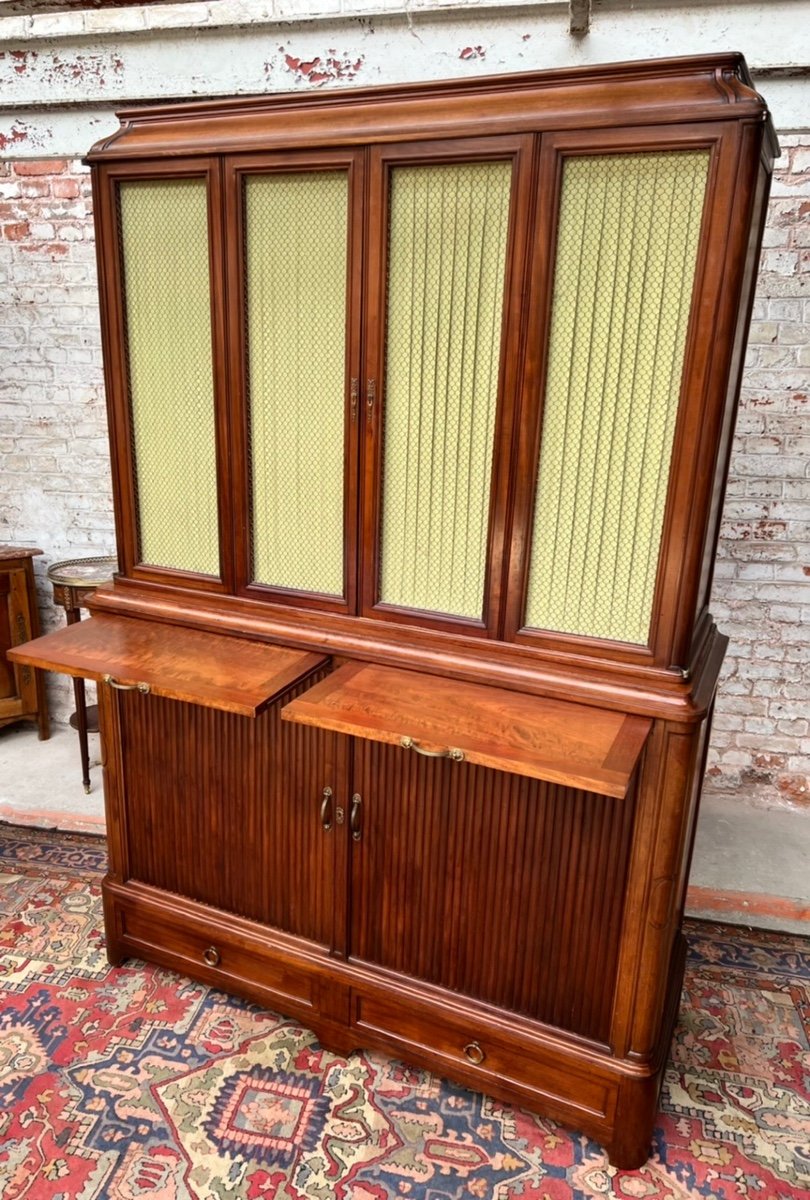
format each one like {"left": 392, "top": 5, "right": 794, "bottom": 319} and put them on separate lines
{"left": 1, "top": 720, "right": 808, "bottom": 933}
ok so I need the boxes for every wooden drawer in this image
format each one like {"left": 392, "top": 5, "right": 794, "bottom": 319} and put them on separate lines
{"left": 118, "top": 901, "right": 318, "bottom": 1016}
{"left": 351, "top": 986, "right": 616, "bottom": 1125}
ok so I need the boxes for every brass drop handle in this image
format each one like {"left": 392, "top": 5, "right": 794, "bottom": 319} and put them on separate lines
{"left": 400, "top": 736, "right": 464, "bottom": 762}
{"left": 202, "top": 946, "right": 220, "bottom": 968}
{"left": 350, "top": 793, "right": 362, "bottom": 842}
{"left": 320, "top": 786, "right": 333, "bottom": 832}
{"left": 103, "top": 674, "right": 150, "bottom": 694}
{"left": 463, "top": 1040, "right": 485, "bottom": 1065}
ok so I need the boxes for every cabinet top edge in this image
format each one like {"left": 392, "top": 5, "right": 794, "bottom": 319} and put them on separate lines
{"left": 85, "top": 53, "right": 777, "bottom": 163}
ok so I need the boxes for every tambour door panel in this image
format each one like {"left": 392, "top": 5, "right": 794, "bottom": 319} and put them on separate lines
{"left": 94, "top": 159, "right": 232, "bottom": 590}
{"left": 360, "top": 136, "right": 533, "bottom": 637}
{"left": 350, "top": 738, "right": 638, "bottom": 1044}
{"left": 117, "top": 670, "right": 343, "bottom": 950}
{"left": 225, "top": 150, "right": 364, "bottom": 613}
{"left": 505, "top": 124, "right": 739, "bottom": 666}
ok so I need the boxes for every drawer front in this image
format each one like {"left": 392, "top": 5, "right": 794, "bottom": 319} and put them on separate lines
{"left": 351, "top": 987, "right": 615, "bottom": 1124}
{"left": 120, "top": 902, "right": 318, "bottom": 1016}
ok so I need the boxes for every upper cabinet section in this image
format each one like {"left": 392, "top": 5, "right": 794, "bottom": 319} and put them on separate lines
{"left": 88, "top": 57, "right": 775, "bottom": 683}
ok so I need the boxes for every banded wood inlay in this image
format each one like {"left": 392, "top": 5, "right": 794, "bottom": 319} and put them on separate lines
{"left": 119, "top": 670, "right": 336, "bottom": 947}
{"left": 351, "top": 739, "right": 637, "bottom": 1042}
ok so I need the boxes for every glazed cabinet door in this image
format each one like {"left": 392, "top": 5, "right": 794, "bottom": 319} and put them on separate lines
{"left": 115, "top": 671, "right": 344, "bottom": 951}
{"left": 95, "top": 160, "right": 231, "bottom": 590}
{"left": 349, "top": 738, "right": 638, "bottom": 1045}
{"left": 360, "top": 137, "right": 532, "bottom": 637}
{"left": 505, "top": 126, "right": 739, "bottom": 667}
{"left": 225, "top": 151, "right": 364, "bottom": 613}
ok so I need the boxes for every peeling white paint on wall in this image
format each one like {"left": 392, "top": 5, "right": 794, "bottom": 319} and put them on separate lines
{"left": 0, "top": 1, "right": 808, "bottom": 157}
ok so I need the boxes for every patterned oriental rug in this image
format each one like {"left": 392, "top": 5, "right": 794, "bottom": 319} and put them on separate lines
{"left": 0, "top": 824, "right": 808, "bottom": 1200}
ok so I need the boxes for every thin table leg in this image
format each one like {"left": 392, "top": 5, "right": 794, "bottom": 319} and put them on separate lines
{"left": 72, "top": 674, "right": 91, "bottom": 793}
{"left": 65, "top": 607, "right": 91, "bottom": 792}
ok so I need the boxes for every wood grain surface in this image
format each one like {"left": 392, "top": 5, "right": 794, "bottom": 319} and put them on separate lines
{"left": 282, "top": 661, "right": 650, "bottom": 796}
{"left": 7, "top": 613, "right": 326, "bottom": 716}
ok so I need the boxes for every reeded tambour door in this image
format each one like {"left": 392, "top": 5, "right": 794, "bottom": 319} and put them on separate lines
{"left": 101, "top": 160, "right": 230, "bottom": 588}
{"left": 349, "top": 738, "right": 637, "bottom": 1043}
{"left": 227, "top": 152, "right": 363, "bottom": 612}
{"left": 506, "top": 130, "right": 722, "bottom": 663}
{"left": 361, "top": 138, "right": 531, "bottom": 636}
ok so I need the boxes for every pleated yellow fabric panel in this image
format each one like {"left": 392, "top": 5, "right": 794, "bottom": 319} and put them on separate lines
{"left": 119, "top": 179, "right": 219, "bottom": 576}
{"left": 246, "top": 172, "right": 348, "bottom": 597}
{"left": 525, "top": 150, "right": 710, "bottom": 644}
{"left": 380, "top": 161, "right": 511, "bottom": 619}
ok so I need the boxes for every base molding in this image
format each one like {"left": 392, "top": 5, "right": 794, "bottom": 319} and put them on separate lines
{"left": 104, "top": 876, "right": 685, "bottom": 1170}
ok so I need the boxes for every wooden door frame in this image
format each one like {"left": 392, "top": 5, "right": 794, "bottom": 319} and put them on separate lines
{"left": 222, "top": 148, "right": 366, "bottom": 616}
{"left": 358, "top": 134, "right": 535, "bottom": 639}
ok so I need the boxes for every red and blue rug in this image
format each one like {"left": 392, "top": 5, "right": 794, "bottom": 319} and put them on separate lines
{"left": 0, "top": 823, "right": 807, "bottom": 1198}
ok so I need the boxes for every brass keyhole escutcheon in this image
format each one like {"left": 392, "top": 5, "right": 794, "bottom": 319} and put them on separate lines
{"left": 463, "top": 1040, "right": 485, "bottom": 1065}
{"left": 203, "top": 946, "right": 220, "bottom": 968}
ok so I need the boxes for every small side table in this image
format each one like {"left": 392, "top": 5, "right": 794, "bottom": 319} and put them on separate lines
{"left": 1, "top": 545, "right": 49, "bottom": 740}
{"left": 47, "top": 555, "right": 117, "bottom": 793}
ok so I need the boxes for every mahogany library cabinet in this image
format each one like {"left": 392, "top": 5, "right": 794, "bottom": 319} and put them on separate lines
{"left": 10, "top": 55, "right": 776, "bottom": 1167}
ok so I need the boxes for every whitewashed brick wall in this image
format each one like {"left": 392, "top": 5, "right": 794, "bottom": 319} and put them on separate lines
{"left": 706, "top": 136, "right": 810, "bottom": 805}
{"left": 0, "top": 158, "right": 112, "bottom": 721}
{"left": 0, "top": 141, "right": 806, "bottom": 801}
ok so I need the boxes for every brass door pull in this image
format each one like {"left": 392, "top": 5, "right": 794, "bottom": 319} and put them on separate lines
{"left": 463, "top": 1040, "right": 485, "bottom": 1065}
{"left": 320, "top": 786, "right": 333, "bottom": 831}
{"left": 203, "top": 946, "right": 220, "bottom": 967}
{"left": 400, "top": 736, "right": 464, "bottom": 762}
{"left": 350, "top": 793, "right": 362, "bottom": 842}
{"left": 350, "top": 377, "right": 359, "bottom": 422}
{"left": 103, "top": 674, "right": 150, "bottom": 694}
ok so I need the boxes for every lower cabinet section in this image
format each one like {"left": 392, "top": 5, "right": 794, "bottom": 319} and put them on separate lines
{"left": 9, "top": 614, "right": 712, "bottom": 1168}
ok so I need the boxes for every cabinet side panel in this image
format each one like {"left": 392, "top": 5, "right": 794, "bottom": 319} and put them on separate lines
{"left": 352, "top": 740, "right": 637, "bottom": 1043}
{"left": 120, "top": 669, "right": 336, "bottom": 947}
{"left": 524, "top": 150, "right": 709, "bottom": 645}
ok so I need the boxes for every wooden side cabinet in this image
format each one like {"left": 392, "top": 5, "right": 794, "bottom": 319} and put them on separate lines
{"left": 9, "top": 56, "right": 776, "bottom": 1168}
{"left": 0, "top": 547, "right": 49, "bottom": 740}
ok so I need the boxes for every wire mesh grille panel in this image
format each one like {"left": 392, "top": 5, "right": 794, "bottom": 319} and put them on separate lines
{"left": 379, "top": 161, "right": 511, "bottom": 620}
{"left": 524, "top": 150, "right": 710, "bottom": 644}
{"left": 118, "top": 179, "right": 220, "bottom": 576}
{"left": 245, "top": 171, "right": 349, "bottom": 597}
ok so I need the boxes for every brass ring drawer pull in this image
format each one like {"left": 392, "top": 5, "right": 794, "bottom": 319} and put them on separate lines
{"left": 103, "top": 674, "right": 150, "bottom": 694}
{"left": 400, "top": 736, "right": 464, "bottom": 762}
{"left": 202, "top": 946, "right": 221, "bottom": 967}
{"left": 463, "top": 1040, "right": 485, "bottom": 1065}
